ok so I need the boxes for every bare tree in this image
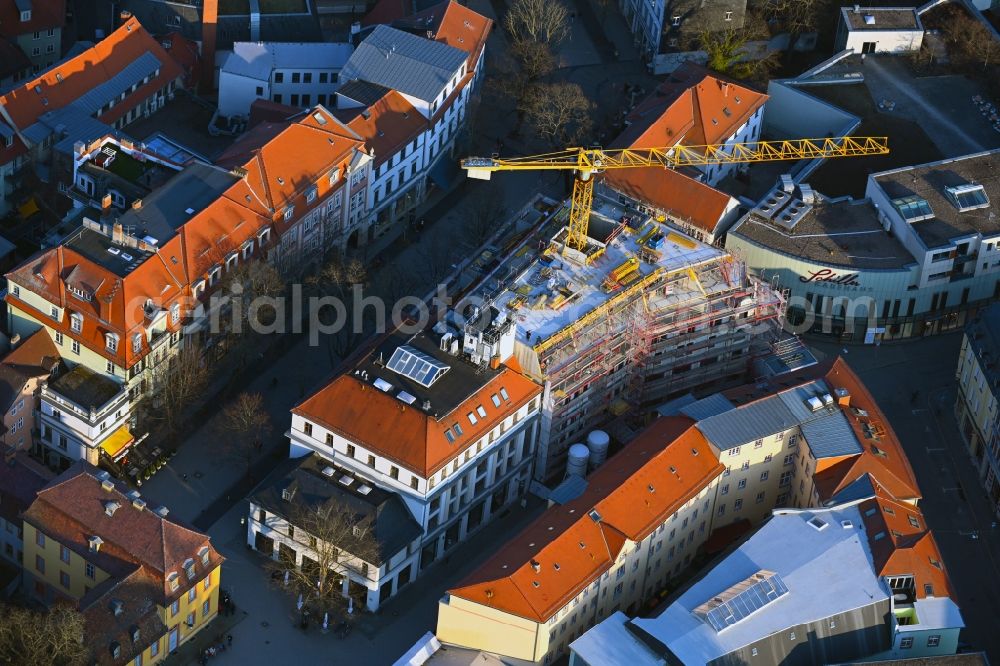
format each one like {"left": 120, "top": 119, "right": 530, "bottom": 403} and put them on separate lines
{"left": 219, "top": 392, "right": 272, "bottom": 476}
{"left": 217, "top": 260, "right": 286, "bottom": 366}
{"left": 510, "top": 39, "right": 556, "bottom": 82}
{"left": 140, "top": 340, "right": 210, "bottom": 437}
{"left": 0, "top": 604, "right": 87, "bottom": 665}
{"left": 760, "top": 0, "right": 833, "bottom": 47}
{"left": 305, "top": 255, "right": 370, "bottom": 365}
{"left": 942, "top": 10, "right": 1000, "bottom": 69}
{"left": 504, "top": 0, "right": 570, "bottom": 45}
{"left": 519, "top": 82, "right": 594, "bottom": 147}
{"left": 463, "top": 181, "right": 508, "bottom": 248}
{"left": 266, "top": 499, "right": 380, "bottom": 617}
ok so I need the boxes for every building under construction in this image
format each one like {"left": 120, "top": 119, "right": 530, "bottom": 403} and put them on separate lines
{"left": 462, "top": 193, "right": 787, "bottom": 482}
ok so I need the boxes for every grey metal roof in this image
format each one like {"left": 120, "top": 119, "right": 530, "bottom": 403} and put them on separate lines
{"left": 113, "top": 162, "right": 239, "bottom": 244}
{"left": 549, "top": 475, "right": 588, "bottom": 505}
{"left": 776, "top": 380, "right": 831, "bottom": 424}
{"left": 827, "top": 473, "right": 877, "bottom": 506}
{"left": 339, "top": 25, "right": 467, "bottom": 103}
{"left": 799, "top": 411, "right": 863, "bottom": 459}
{"left": 680, "top": 393, "right": 735, "bottom": 421}
{"left": 23, "top": 50, "right": 161, "bottom": 152}
{"left": 696, "top": 395, "right": 798, "bottom": 451}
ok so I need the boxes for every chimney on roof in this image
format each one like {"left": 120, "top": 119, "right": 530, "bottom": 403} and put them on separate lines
{"left": 102, "top": 194, "right": 113, "bottom": 212}
{"left": 530, "top": 559, "right": 541, "bottom": 573}
{"left": 9, "top": 333, "right": 20, "bottom": 348}
{"left": 120, "top": 10, "right": 132, "bottom": 23}
{"left": 854, "top": 4, "right": 860, "bottom": 12}
{"left": 154, "top": 506, "right": 169, "bottom": 518}
{"left": 112, "top": 222, "right": 124, "bottom": 244}
{"left": 132, "top": 199, "right": 143, "bottom": 211}
{"left": 835, "top": 387, "right": 851, "bottom": 406}
{"left": 201, "top": 0, "right": 219, "bottom": 96}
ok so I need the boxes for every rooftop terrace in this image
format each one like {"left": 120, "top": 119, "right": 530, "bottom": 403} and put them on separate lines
{"left": 64, "top": 227, "right": 155, "bottom": 278}
{"left": 470, "top": 195, "right": 726, "bottom": 348}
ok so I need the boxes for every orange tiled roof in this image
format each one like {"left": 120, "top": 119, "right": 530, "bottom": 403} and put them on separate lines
{"left": 410, "top": 1, "right": 492, "bottom": 66}
{"left": 292, "top": 361, "right": 541, "bottom": 477}
{"left": 601, "top": 168, "right": 734, "bottom": 235}
{"left": 859, "top": 481, "right": 953, "bottom": 599}
{"left": 448, "top": 418, "right": 724, "bottom": 622}
{"left": 345, "top": 89, "right": 427, "bottom": 167}
{"left": 3, "top": 326, "right": 59, "bottom": 370}
{"left": 6, "top": 241, "right": 188, "bottom": 369}
{"left": 623, "top": 62, "right": 767, "bottom": 148}
{"left": 0, "top": 17, "right": 183, "bottom": 132}
{"left": 816, "top": 357, "right": 921, "bottom": 501}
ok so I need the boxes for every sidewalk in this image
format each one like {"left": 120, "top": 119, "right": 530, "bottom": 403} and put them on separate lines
{"left": 187, "top": 496, "right": 547, "bottom": 666}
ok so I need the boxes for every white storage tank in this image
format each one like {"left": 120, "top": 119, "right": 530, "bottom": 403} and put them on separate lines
{"left": 587, "top": 430, "right": 610, "bottom": 469}
{"left": 566, "top": 444, "right": 590, "bottom": 478}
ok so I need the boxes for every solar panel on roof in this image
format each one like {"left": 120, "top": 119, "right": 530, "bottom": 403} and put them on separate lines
{"left": 386, "top": 345, "right": 451, "bottom": 387}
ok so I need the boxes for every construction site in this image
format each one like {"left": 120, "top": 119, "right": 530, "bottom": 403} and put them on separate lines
{"left": 462, "top": 191, "right": 787, "bottom": 482}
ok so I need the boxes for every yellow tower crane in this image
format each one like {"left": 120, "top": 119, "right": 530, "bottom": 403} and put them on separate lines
{"left": 462, "top": 136, "right": 889, "bottom": 257}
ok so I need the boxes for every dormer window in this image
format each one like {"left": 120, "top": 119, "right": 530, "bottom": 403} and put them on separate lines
{"left": 208, "top": 265, "right": 222, "bottom": 287}
{"left": 130, "top": 625, "right": 140, "bottom": 643}
{"left": 184, "top": 558, "right": 196, "bottom": 580}
{"left": 225, "top": 252, "right": 238, "bottom": 271}
{"left": 258, "top": 227, "right": 271, "bottom": 245}
{"left": 199, "top": 546, "right": 210, "bottom": 566}
{"left": 241, "top": 240, "right": 254, "bottom": 260}
{"left": 106, "top": 333, "right": 119, "bottom": 352}
{"left": 306, "top": 187, "right": 317, "bottom": 204}
{"left": 168, "top": 572, "right": 179, "bottom": 591}
{"left": 20, "top": 10, "right": 30, "bottom": 21}
{"left": 110, "top": 642, "right": 120, "bottom": 659}
{"left": 170, "top": 302, "right": 180, "bottom": 324}
{"left": 284, "top": 206, "right": 295, "bottom": 221}
{"left": 132, "top": 333, "right": 142, "bottom": 354}
{"left": 70, "top": 312, "right": 83, "bottom": 333}
{"left": 88, "top": 535, "right": 103, "bottom": 552}
{"left": 328, "top": 169, "right": 339, "bottom": 186}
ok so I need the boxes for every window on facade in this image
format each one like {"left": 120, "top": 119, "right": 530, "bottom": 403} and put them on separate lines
{"left": 367, "top": 454, "right": 376, "bottom": 468}
{"left": 86, "top": 562, "right": 95, "bottom": 579}
{"left": 410, "top": 477, "right": 419, "bottom": 490}
{"left": 70, "top": 313, "right": 82, "bottom": 332}
{"left": 900, "top": 637, "right": 914, "bottom": 649}
{"left": 729, "top": 446, "right": 740, "bottom": 457}
{"left": 756, "top": 491, "right": 766, "bottom": 503}
{"left": 292, "top": 73, "right": 301, "bottom": 83}
{"left": 60, "top": 545, "right": 70, "bottom": 563}
{"left": 36, "top": 531, "right": 44, "bottom": 547}
{"left": 132, "top": 334, "right": 142, "bottom": 354}
{"left": 35, "top": 554, "right": 44, "bottom": 573}
{"left": 760, "top": 471, "right": 769, "bottom": 482}
{"left": 927, "top": 636, "right": 941, "bottom": 647}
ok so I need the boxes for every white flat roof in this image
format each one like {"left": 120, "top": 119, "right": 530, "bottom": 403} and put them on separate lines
{"left": 569, "top": 612, "right": 664, "bottom": 666}
{"left": 223, "top": 41, "right": 354, "bottom": 80}
{"left": 479, "top": 195, "right": 725, "bottom": 346}
{"left": 632, "top": 505, "right": 888, "bottom": 664}
{"left": 898, "top": 597, "right": 965, "bottom": 633}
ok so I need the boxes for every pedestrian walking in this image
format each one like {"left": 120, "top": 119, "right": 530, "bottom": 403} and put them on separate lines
{"left": 227, "top": 634, "right": 233, "bottom": 647}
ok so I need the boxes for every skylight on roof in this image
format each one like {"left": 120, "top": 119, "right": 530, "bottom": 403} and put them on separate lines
{"left": 945, "top": 183, "right": 990, "bottom": 212}
{"left": 891, "top": 195, "right": 934, "bottom": 222}
{"left": 863, "top": 14, "right": 875, "bottom": 24}
{"left": 694, "top": 571, "right": 789, "bottom": 632}
{"left": 386, "top": 345, "right": 450, "bottom": 387}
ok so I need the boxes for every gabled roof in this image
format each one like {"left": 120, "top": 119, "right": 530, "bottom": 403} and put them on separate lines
{"left": 858, "top": 483, "right": 953, "bottom": 599}
{"left": 0, "top": 17, "right": 182, "bottom": 134}
{"left": 406, "top": 1, "right": 492, "bottom": 66}
{"left": 339, "top": 24, "right": 468, "bottom": 104}
{"left": 22, "top": 462, "right": 223, "bottom": 604}
{"left": 0, "top": 326, "right": 60, "bottom": 411}
{"left": 601, "top": 169, "right": 736, "bottom": 235}
{"left": 448, "top": 418, "right": 724, "bottom": 623}
{"left": 292, "top": 336, "right": 540, "bottom": 477}
{"left": 344, "top": 88, "right": 426, "bottom": 166}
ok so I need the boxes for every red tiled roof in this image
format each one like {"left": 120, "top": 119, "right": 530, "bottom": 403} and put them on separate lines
{"left": 859, "top": 481, "right": 953, "bottom": 599}
{"left": 449, "top": 418, "right": 724, "bottom": 622}
{"left": 815, "top": 357, "right": 921, "bottom": 501}
{"left": 6, "top": 242, "right": 188, "bottom": 369}
{"left": 81, "top": 566, "right": 169, "bottom": 666}
{"left": 247, "top": 98, "right": 302, "bottom": 129}
{"left": 160, "top": 31, "right": 200, "bottom": 89}
{"left": 601, "top": 168, "right": 735, "bottom": 235}
{"left": 410, "top": 1, "right": 492, "bottom": 67}
{"left": 0, "top": 16, "right": 183, "bottom": 131}
{"left": 0, "top": 0, "right": 65, "bottom": 37}
{"left": 293, "top": 361, "right": 541, "bottom": 477}
{"left": 22, "top": 463, "right": 223, "bottom": 604}
{"left": 344, "top": 89, "right": 426, "bottom": 167}
{"left": 4, "top": 326, "right": 59, "bottom": 370}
